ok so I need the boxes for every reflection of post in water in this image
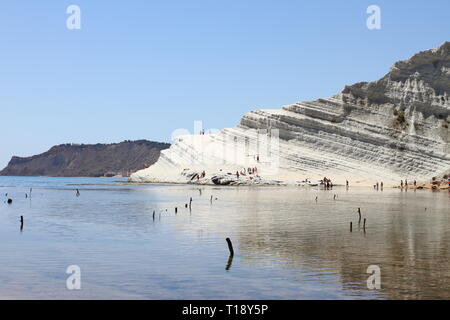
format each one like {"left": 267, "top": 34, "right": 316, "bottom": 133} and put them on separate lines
{"left": 225, "top": 238, "right": 235, "bottom": 271}
{"left": 226, "top": 254, "right": 234, "bottom": 271}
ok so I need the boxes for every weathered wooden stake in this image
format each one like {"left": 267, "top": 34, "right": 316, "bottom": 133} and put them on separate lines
{"left": 350, "top": 222, "right": 352, "bottom": 232}
{"left": 363, "top": 218, "right": 366, "bottom": 232}
{"left": 175, "top": 207, "right": 178, "bottom": 214}
{"left": 20, "top": 216, "right": 24, "bottom": 230}
{"left": 226, "top": 238, "right": 234, "bottom": 256}
{"left": 153, "top": 210, "right": 155, "bottom": 220}
{"left": 226, "top": 255, "right": 233, "bottom": 271}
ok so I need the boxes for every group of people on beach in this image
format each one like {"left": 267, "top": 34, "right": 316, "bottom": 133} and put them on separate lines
{"left": 321, "top": 177, "right": 333, "bottom": 189}
{"left": 371, "top": 179, "right": 417, "bottom": 190}
{"left": 373, "top": 182, "right": 384, "bottom": 190}
{"left": 236, "top": 167, "right": 258, "bottom": 179}
{"left": 400, "top": 179, "right": 417, "bottom": 188}
{"left": 195, "top": 171, "right": 206, "bottom": 181}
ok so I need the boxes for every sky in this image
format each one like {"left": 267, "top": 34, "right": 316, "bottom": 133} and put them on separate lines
{"left": 0, "top": 0, "right": 449, "bottom": 168}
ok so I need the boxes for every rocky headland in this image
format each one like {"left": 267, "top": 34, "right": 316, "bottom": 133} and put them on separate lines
{"left": 131, "top": 43, "right": 450, "bottom": 187}
{"left": 1, "top": 140, "right": 170, "bottom": 177}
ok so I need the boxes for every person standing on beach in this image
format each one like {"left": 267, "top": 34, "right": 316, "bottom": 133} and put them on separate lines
{"left": 381, "top": 182, "right": 384, "bottom": 190}
{"left": 400, "top": 180, "right": 404, "bottom": 188}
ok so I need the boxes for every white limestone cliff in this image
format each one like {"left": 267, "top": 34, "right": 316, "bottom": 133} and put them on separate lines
{"left": 131, "top": 42, "right": 450, "bottom": 186}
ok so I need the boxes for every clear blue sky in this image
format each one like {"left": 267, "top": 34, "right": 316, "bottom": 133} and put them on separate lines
{"left": 0, "top": 0, "right": 449, "bottom": 168}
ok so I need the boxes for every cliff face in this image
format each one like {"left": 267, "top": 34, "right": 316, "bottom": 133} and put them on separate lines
{"left": 131, "top": 43, "right": 450, "bottom": 185}
{"left": 0, "top": 140, "right": 170, "bottom": 177}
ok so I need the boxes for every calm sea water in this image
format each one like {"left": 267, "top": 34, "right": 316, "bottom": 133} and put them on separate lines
{"left": 0, "top": 176, "right": 449, "bottom": 299}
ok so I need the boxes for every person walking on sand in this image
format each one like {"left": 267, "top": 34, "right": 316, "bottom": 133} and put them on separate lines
{"left": 400, "top": 180, "right": 403, "bottom": 188}
{"left": 76, "top": 189, "right": 80, "bottom": 197}
{"left": 381, "top": 181, "right": 384, "bottom": 190}
{"left": 236, "top": 171, "right": 239, "bottom": 179}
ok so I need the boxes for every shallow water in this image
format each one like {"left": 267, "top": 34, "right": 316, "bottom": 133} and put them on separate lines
{"left": 0, "top": 176, "right": 449, "bottom": 299}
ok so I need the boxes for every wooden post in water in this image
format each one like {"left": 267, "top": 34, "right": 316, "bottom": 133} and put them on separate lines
{"left": 20, "top": 216, "right": 24, "bottom": 231}
{"left": 175, "top": 207, "right": 178, "bottom": 214}
{"left": 350, "top": 222, "right": 352, "bottom": 232}
{"left": 153, "top": 210, "right": 155, "bottom": 220}
{"left": 189, "top": 197, "right": 192, "bottom": 210}
{"left": 363, "top": 218, "right": 366, "bottom": 232}
{"left": 226, "top": 238, "right": 234, "bottom": 256}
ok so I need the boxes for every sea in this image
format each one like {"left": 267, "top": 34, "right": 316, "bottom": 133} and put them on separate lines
{"left": 0, "top": 176, "right": 449, "bottom": 299}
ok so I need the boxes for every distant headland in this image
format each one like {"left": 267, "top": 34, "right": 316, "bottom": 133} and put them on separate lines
{"left": 0, "top": 140, "right": 170, "bottom": 178}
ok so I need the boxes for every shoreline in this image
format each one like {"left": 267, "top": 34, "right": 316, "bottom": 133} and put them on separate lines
{"left": 125, "top": 179, "right": 450, "bottom": 191}
{"left": 1, "top": 175, "right": 447, "bottom": 191}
